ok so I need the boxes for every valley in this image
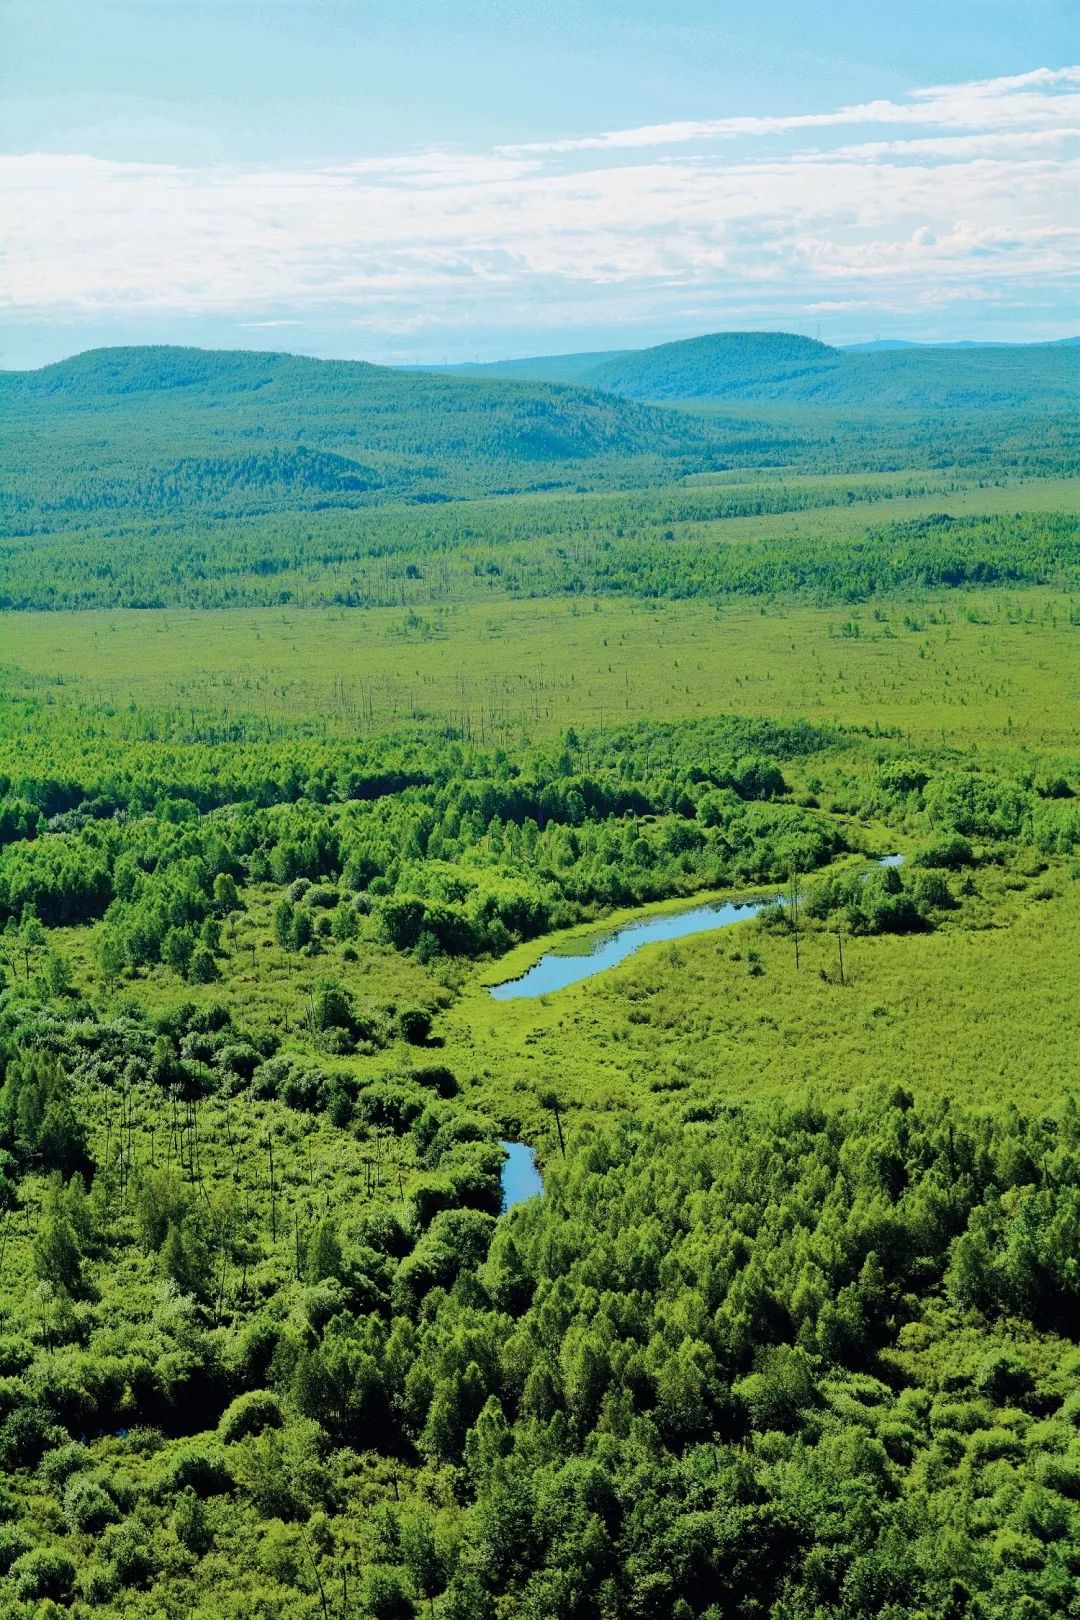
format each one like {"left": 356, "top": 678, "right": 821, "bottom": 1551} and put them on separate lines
{"left": 0, "top": 330, "right": 1077, "bottom": 1618}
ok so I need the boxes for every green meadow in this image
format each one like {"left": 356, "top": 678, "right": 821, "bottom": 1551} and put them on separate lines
{"left": 448, "top": 853, "right": 1080, "bottom": 1132}
{"left": 3, "top": 583, "right": 1078, "bottom": 757}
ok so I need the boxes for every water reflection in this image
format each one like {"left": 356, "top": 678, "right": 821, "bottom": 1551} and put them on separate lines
{"left": 500, "top": 1141, "right": 543, "bottom": 1210}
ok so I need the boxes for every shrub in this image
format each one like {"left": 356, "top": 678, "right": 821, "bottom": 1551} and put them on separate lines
{"left": 356, "top": 1082, "right": 427, "bottom": 1132}
{"left": 915, "top": 834, "right": 975, "bottom": 870}
{"left": 188, "top": 945, "right": 219, "bottom": 984}
{"left": 0, "top": 1524, "right": 31, "bottom": 1575}
{"left": 304, "top": 885, "right": 339, "bottom": 908}
{"left": 163, "top": 1442, "right": 234, "bottom": 1498}
{"left": 10, "top": 1545, "right": 77, "bottom": 1602}
{"left": 63, "top": 1474, "right": 120, "bottom": 1534}
{"left": 80, "top": 1561, "right": 119, "bottom": 1602}
{"left": 39, "top": 1440, "right": 94, "bottom": 1489}
{"left": 280, "top": 1066, "right": 328, "bottom": 1112}
{"left": 975, "top": 1351, "right": 1034, "bottom": 1404}
{"left": 100, "top": 1519, "right": 157, "bottom": 1587}
{"left": 411, "top": 1064, "right": 458, "bottom": 1099}
{"left": 362, "top": 1565, "right": 415, "bottom": 1620}
{"left": 171, "top": 1485, "right": 213, "bottom": 1554}
{"left": 0, "top": 1404, "right": 53, "bottom": 1469}
{"left": 320, "top": 1027, "right": 355, "bottom": 1056}
{"left": 912, "top": 869, "right": 955, "bottom": 911}
{"left": 398, "top": 1006, "right": 433, "bottom": 1045}
{"left": 218, "top": 1390, "right": 284, "bottom": 1444}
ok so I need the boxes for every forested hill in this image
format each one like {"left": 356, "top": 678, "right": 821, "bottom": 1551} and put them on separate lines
{"left": 0, "top": 345, "right": 726, "bottom": 522}
{"left": 3, "top": 338, "right": 1077, "bottom": 560}
{"left": 433, "top": 330, "right": 1080, "bottom": 409}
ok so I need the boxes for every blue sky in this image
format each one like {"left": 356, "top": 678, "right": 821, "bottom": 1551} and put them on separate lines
{"left": 3, "top": 0, "right": 1078, "bottom": 365}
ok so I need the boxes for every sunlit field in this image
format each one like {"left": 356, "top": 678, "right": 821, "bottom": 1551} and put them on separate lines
{"left": 3, "top": 584, "right": 1077, "bottom": 760}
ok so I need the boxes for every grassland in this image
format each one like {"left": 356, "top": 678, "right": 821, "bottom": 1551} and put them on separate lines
{"left": 3, "top": 585, "right": 1077, "bottom": 761}
{"left": 446, "top": 853, "right": 1080, "bottom": 1139}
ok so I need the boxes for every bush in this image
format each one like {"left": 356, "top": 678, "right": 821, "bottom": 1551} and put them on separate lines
{"left": 398, "top": 1006, "right": 433, "bottom": 1045}
{"left": 216, "top": 1041, "right": 260, "bottom": 1083}
{"left": 188, "top": 945, "right": 219, "bottom": 984}
{"left": 218, "top": 1390, "right": 284, "bottom": 1444}
{"left": 80, "top": 1560, "right": 119, "bottom": 1602}
{"left": 410, "top": 1064, "right": 458, "bottom": 1099}
{"left": 0, "top": 1404, "right": 53, "bottom": 1469}
{"left": 172, "top": 1485, "right": 213, "bottom": 1555}
{"left": 362, "top": 1565, "right": 415, "bottom": 1620}
{"left": 63, "top": 1474, "right": 120, "bottom": 1534}
{"left": 975, "top": 1351, "right": 1034, "bottom": 1404}
{"left": 304, "top": 885, "right": 339, "bottom": 908}
{"left": 10, "top": 1545, "right": 77, "bottom": 1602}
{"left": 38, "top": 1439, "right": 93, "bottom": 1489}
{"left": 100, "top": 1519, "right": 157, "bottom": 1587}
{"left": 320, "top": 1027, "right": 355, "bottom": 1056}
{"left": 280, "top": 1066, "right": 328, "bottom": 1112}
{"left": 356, "top": 1082, "right": 427, "bottom": 1132}
{"left": 163, "top": 1442, "right": 234, "bottom": 1498}
{"left": 0, "top": 1524, "right": 31, "bottom": 1575}
{"left": 915, "top": 834, "right": 975, "bottom": 870}
{"left": 250, "top": 1053, "right": 292, "bottom": 1100}
{"left": 912, "top": 869, "right": 955, "bottom": 911}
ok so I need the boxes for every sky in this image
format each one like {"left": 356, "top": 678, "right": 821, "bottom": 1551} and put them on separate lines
{"left": 2, "top": 0, "right": 1078, "bottom": 367}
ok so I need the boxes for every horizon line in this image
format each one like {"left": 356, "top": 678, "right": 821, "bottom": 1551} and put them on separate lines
{"left": 5, "top": 326, "right": 1079, "bottom": 375}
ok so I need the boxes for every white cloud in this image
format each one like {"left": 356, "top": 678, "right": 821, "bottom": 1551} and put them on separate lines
{"left": 501, "top": 67, "right": 1080, "bottom": 153}
{"left": 2, "top": 67, "right": 1077, "bottom": 340}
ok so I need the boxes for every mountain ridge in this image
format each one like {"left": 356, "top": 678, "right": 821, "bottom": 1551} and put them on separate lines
{"left": 0, "top": 343, "right": 730, "bottom": 520}
{"left": 423, "top": 330, "right": 1079, "bottom": 408}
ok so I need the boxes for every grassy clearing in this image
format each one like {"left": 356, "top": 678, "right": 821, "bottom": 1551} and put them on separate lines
{"left": 3, "top": 586, "right": 1078, "bottom": 759}
{"left": 445, "top": 857, "right": 1080, "bottom": 1140}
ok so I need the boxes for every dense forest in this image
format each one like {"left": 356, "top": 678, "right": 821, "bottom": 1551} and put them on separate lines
{"left": 0, "top": 333, "right": 1077, "bottom": 1615}
{"left": 0, "top": 690, "right": 1077, "bottom": 1616}
{"left": 1, "top": 475, "right": 1077, "bottom": 614}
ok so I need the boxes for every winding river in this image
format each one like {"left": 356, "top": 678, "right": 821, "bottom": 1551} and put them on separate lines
{"left": 490, "top": 855, "right": 902, "bottom": 1001}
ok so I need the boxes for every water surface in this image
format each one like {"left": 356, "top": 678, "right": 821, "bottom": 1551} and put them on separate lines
{"left": 491, "top": 896, "right": 772, "bottom": 1000}
{"left": 490, "top": 856, "right": 902, "bottom": 1001}
{"left": 500, "top": 1140, "right": 543, "bottom": 1210}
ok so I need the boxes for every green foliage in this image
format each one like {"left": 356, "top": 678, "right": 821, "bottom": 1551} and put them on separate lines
{"left": 0, "top": 378, "right": 1076, "bottom": 1615}
{"left": 218, "top": 1390, "right": 284, "bottom": 1444}
{"left": 10, "top": 1545, "right": 77, "bottom": 1602}
{"left": 0, "top": 1055, "right": 90, "bottom": 1178}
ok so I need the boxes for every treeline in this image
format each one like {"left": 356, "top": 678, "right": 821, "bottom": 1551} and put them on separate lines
{"left": 542, "top": 510, "right": 1080, "bottom": 607}
{"left": 3, "top": 715, "right": 1076, "bottom": 984}
{"left": 0, "top": 471, "right": 957, "bottom": 608}
{"left": 1, "top": 713, "right": 835, "bottom": 835}
{"left": 0, "top": 718, "right": 849, "bottom": 971}
{"left": 3, "top": 474, "right": 1077, "bottom": 612}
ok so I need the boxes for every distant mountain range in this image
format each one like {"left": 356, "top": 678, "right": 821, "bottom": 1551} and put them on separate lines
{"left": 841, "top": 337, "right": 1080, "bottom": 352}
{"left": 424, "top": 330, "right": 1079, "bottom": 409}
{"left": 1, "top": 332, "right": 1076, "bottom": 528}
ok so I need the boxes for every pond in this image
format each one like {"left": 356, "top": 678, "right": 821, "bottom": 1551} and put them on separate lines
{"left": 499, "top": 1140, "right": 543, "bottom": 1210}
{"left": 489, "top": 856, "right": 902, "bottom": 1001}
